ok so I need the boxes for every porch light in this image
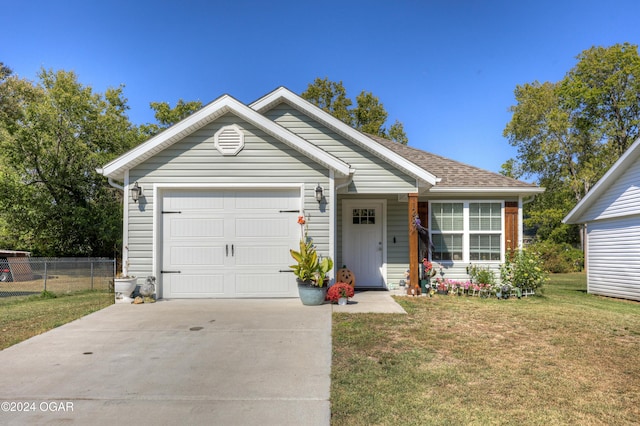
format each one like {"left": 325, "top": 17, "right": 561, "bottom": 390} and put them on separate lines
{"left": 315, "top": 184, "right": 324, "bottom": 202}
{"left": 130, "top": 181, "right": 142, "bottom": 203}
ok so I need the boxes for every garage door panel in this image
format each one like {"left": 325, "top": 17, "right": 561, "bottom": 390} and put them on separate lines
{"left": 233, "top": 190, "right": 298, "bottom": 211}
{"left": 234, "top": 217, "right": 293, "bottom": 238}
{"left": 165, "top": 191, "right": 225, "bottom": 210}
{"left": 235, "top": 244, "right": 293, "bottom": 267}
{"left": 168, "top": 274, "right": 225, "bottom": 296}
{"left": 170, "top": 218, "right": 225, "bottom": 238}
{"left": 169, "top": 246, "right": 225, "bottom": 267}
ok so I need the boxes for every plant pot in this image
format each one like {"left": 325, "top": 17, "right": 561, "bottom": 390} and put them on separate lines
{"left": 338, "top": 297, "right": 348, "bottom": 306}
{"left": 297, "top": 279, "right": 327, "bottom": 306}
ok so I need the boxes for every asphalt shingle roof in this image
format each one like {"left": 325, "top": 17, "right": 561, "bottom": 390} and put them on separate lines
{"left": 366, "top": 134, "right": 538, "bottom": 189}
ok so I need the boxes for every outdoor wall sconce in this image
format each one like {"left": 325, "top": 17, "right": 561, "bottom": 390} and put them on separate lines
{"left": 315, "top": 184, "right": 324, "bottom": 202}
{"left": 130, "top": 181, "right": 142, "bottom": 203}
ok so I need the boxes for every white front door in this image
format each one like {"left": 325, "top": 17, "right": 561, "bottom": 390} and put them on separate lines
{"left": 161, "top": 189, "right": 301, "bottom": 298}
{"left": 342, "top": 200, "right": 385, "bottom": 288}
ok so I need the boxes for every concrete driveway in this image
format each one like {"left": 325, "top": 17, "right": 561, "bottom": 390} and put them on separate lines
{"left": 0, "top": 299, "right": 332, "bottom": 425}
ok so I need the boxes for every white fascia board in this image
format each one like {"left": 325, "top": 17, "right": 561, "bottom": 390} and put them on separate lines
{"left": 564, "top": 136, "right": 640, "bottom": 224}
{"left": 428, "top": 187, "right": 545, "bottom": 195}
{"left": 251, "top": 87, "right": 440, "bottom": 186}
{"left": 100, "top": 94, "right": 351, "bottom": 179}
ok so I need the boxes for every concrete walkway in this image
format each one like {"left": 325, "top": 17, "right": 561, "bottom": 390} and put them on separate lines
{"left": 0, "top": 299, "right": 332, "bottom": 425}
{"left": 331, "top": 290, "right": 407, "bottom": 314}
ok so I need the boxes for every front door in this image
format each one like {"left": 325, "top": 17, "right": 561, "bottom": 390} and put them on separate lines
{"left": 342, "top": 200, "right": 385, "bottom": 288}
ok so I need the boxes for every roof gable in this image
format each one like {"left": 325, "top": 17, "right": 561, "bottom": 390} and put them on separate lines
{"left": 564, "top": 136, "right": 640, "bottom": 224}
{"left": 99, "top": 94, "right": 351, "bottom": 180}
{"left": 250, "top": 87, "right": 440, "bottom": 187}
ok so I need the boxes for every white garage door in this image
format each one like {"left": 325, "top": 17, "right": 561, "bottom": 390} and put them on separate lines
{"left": 161, "top": 189, "right": 301, "bottom": 298}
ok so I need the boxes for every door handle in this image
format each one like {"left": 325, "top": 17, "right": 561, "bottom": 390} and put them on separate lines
{"left": 232, "top": 244, "right": 234, "bottom": 256}
{"left": 226, "top": 244, "right": 229, "bottom": 257}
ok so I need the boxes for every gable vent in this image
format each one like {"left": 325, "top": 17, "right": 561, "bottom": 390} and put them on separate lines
{"left": 214, "top": 125, "right": 245, "bottom": 156}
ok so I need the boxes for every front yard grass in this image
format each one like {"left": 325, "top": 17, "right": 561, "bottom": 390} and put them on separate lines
{"left": 0, "top": 290, "right": 113, "bottom": 350}
{"left": 331, "top": 273, "right": 640, "bottom": 425}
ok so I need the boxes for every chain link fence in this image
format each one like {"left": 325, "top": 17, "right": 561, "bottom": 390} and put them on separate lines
{"left": 0, "top": 257, "right": 115, "bottom": 298}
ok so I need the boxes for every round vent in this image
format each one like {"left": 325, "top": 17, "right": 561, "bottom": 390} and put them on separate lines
{"left": 214, "top": 125, "right": 245, "bottom": 156}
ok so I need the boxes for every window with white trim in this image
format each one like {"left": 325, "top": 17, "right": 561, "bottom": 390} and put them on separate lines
{"left": 431, "top": 202, "right": 464, "bottom": 261}
{"left": 430, "top": 201, "right": 503, "bottom": 262}
{"left": 469, "top": 202, "right": 502, "bottom": 261}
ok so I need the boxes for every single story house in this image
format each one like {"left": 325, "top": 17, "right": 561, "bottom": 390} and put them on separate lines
{"left": 563, "top": 137, "right": 640, "bottom": 302}
{"left": 99, "top": 87, "right": 543, "bottom": 299}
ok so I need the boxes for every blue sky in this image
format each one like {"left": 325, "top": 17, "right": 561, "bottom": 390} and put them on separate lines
{"left": 3, "top": 0, "right": 639, "bottom": 176}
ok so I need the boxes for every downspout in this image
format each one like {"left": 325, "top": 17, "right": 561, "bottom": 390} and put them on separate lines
{"left": 335, "top": 170, "right": 356, "bottom": 192}
{"left": 98, "top": 169, "right": 128, "bottom": 276}
{"left": 107, "top": 178, "right": 124, "bottom": 191}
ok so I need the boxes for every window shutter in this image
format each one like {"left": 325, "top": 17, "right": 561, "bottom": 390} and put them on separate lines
{"left": 505, "top": 201, "right": 518, "bottom": 253}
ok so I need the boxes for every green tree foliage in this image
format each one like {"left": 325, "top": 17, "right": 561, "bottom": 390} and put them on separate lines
{"left": 503, "top": 43, "right": 640, "bottom": 244}
{"left": 140, "top": 99, "right": 203, "bottom": 137}
{"left": 0, "top": 68, "right": 143, "bottom": 256}
{"left": 301, "top": 77, "right": 408, "bottom": 144}
{"left": 300, "top": 77, "right": 353, "bottom": 125}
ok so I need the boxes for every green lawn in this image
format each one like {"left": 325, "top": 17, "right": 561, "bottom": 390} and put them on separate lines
{"left": 331, "top": 273, "right": 640, "bottom": 425}
{"left": 0, "top": 290, "right": 114, "bottom": 350}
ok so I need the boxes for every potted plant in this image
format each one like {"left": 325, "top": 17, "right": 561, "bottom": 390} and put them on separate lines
{"left": 327, "top": 282, "right": 355, "bottom": 305}
{"left": 114, "top": 259, "right": 138, "bottom": 302}
{"left": 290, "top": 238, "right": 334, "bottom": 305}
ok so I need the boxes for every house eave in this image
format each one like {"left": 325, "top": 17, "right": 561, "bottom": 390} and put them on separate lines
{"left": 427, "top": 186, "right": 545, "bottom": 196}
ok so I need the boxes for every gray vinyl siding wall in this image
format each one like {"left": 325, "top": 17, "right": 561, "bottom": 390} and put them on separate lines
{"left": 264, "top": 103, "right": 417, "bottom": 194}
{"left": 578, "top": 159, "right": 640, "bottom": 301}
{"left": 587, "top": 216, "right": 640, "bottom": 301}
{"left": 126, "top": 112, "right": 330, "bottom": 279}
{"left": 579, "top": 156, "right": 640, "bottom": 222}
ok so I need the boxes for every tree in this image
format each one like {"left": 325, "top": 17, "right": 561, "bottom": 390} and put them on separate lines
{"left": 0, "top": 68, "right": 142, "bottom": 256}
{"left": 388, "top": 120, "right": 408, "bottom": 145}
{"left": 301, "top": 77, "right": 408, "bottom": 144}
{"left": 503, "top": 43, "right": 640, "bottom": 245}
{"left": 140, "top": 99, "right": 203, "bottom": 137}
{"left": 300, "top": 77, "right": 353, "bottom": 125}
{"left": 560, "top": 43, "right": 640, "bottom": 158}
{"left": 353, "top": 90, "right": 388, "bottom": 135}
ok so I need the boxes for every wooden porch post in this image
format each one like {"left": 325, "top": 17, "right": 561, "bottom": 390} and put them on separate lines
{"left": 408, "top": 193, "right": 419, "bottom": 293}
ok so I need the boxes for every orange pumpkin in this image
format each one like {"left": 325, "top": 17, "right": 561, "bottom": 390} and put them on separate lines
{"left": 336, "top": 265, "right": 355, "bottom": 287}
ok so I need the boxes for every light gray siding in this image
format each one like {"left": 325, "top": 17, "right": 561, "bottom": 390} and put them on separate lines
{"left": 126, "top": 112, "right": 331, "bottom": 279}
{"left": 579, "top": 156, "right": 640, "bottom": 222}
{"left": 587, "top": 216, "right": 640, "bottom": 301}
{"left": 264, "top": 104, "right": 417, "bottom": 194}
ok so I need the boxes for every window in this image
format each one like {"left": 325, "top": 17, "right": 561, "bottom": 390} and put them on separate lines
{"left": 431, "top": 203, "right": 463, "bottom": 260}
{"left": 430, "top": 201, "right": 503, "bottom": 262}
{"left": 469, "top": 202, "right": 502, "bottom": 261}
{"left": 352, "top": 209, "right": 375, "bottom": 225}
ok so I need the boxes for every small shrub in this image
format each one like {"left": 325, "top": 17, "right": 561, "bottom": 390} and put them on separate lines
{"left": 501, "top": 248, "right": 548, "bottom": 290}
{"left": 467, "top": 264, "right": 496, "bottom": 285}
{"left": 528, "top": 241, "right": 584, "bottom": 273}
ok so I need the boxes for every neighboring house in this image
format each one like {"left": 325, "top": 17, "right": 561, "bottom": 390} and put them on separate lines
{"left": 98, "top": 87, "right": 543, "bottom": 299}
{"left": 563, "top": 137, "right": 640, "bottom": 302}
